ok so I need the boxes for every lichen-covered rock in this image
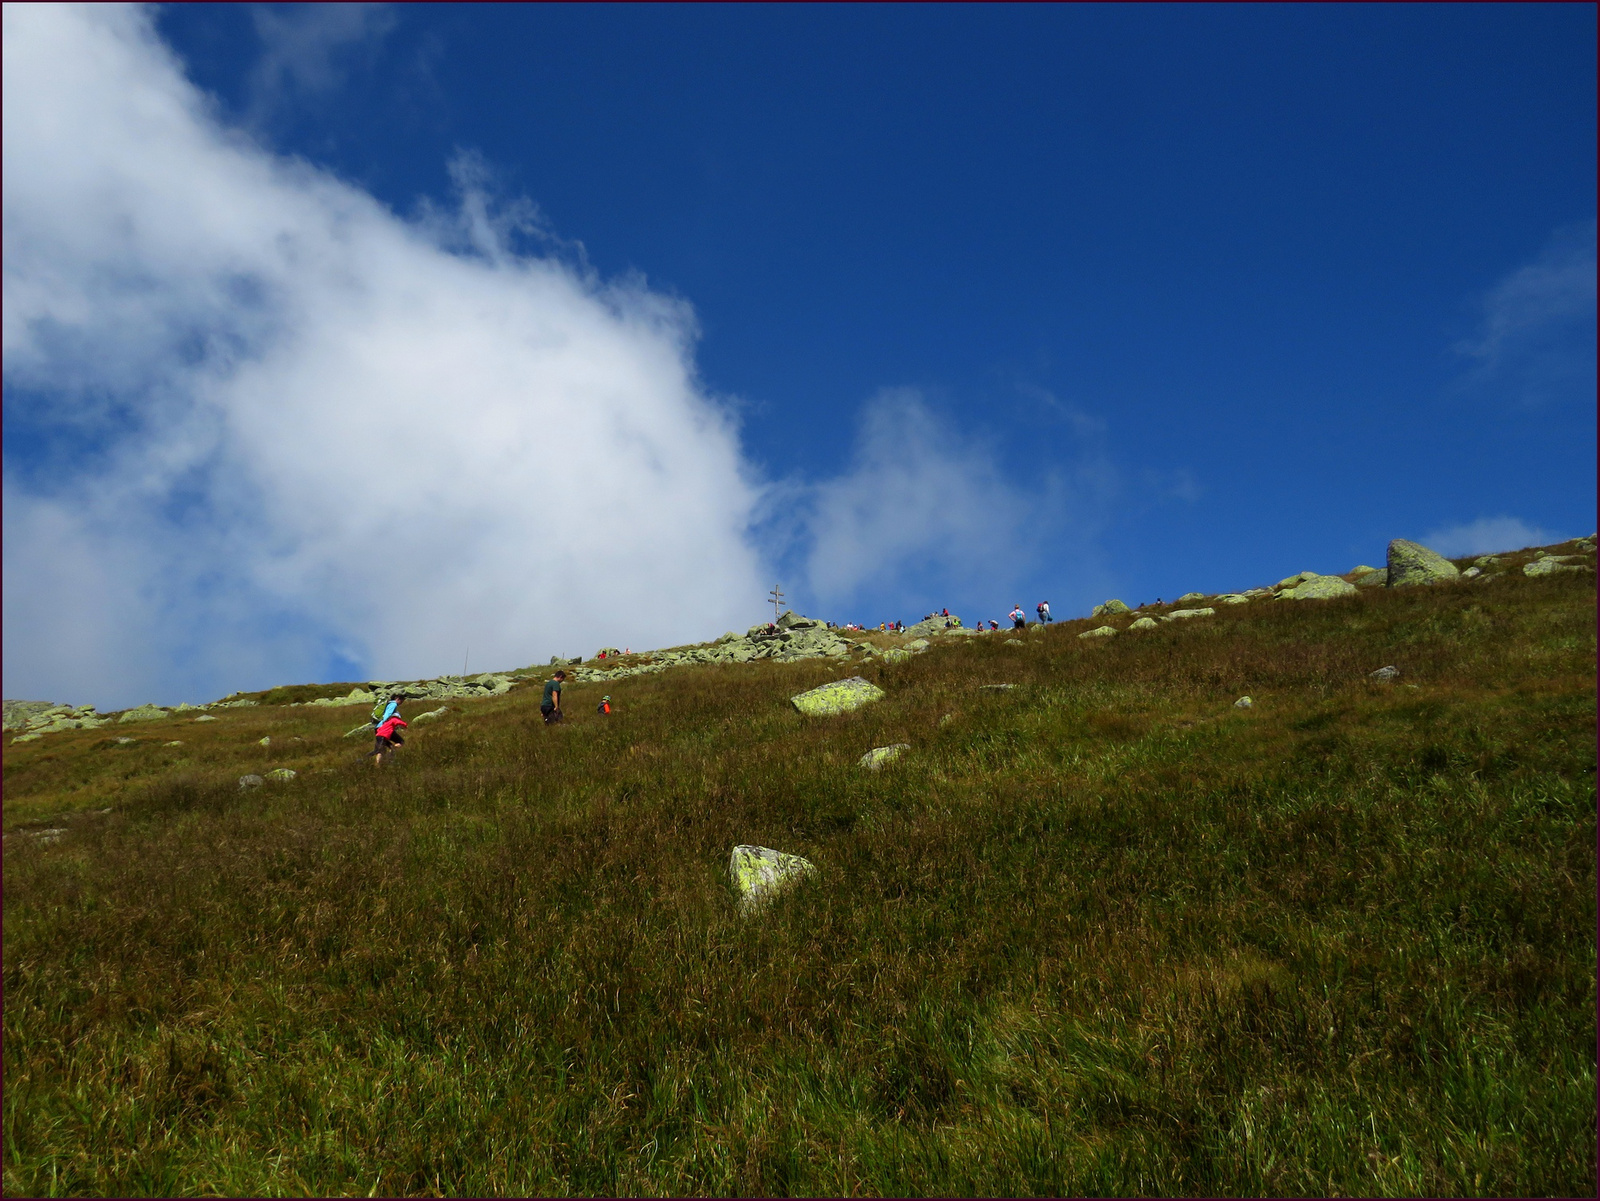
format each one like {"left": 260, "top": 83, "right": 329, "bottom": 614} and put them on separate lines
{"left": 265, "top": 768, "right": 297, "bottom": 782}
{"left": 1219, "top": 594, "right": 1251, "bottom": 604}
{"left": 980, "top": 683, "right": 1017, "bottom": 691}
{"left": 1234, "top": 697, "right": 1253, "bottom": 709}
{"left": 1371, "top": 666, "right": 1399, "bottom": 681}
{"left": 1276, "top": 572, "right": 1317, "bottom": 589}
{"left": 117, "top": 704, "right": 169, "bottom": 724}
{"left": 1175, "top": 592, "right": 1208, "bottom": 605}
{"left": 1285, "top": 575, "right": 1357, "bottom": 600}
{"left": 412, "top": 706, "right": 451, "bottom": 723}
{"left": 1163, "top": 607, "right": 1216, "bottom": 621}
{"left": 238, "top": 774, "right": 264, "bottom": 790}
{"left": 729, "top": 844, "right": 816, "bottom": 910}
{"left": 1354, "top": 568, "right": 1389, "bottom": 588}
{"left": 194, "top": 715, "right": 217, "bottom": 722}
{"left": 1524, "top": 558, "right": 1587, "bottom": 577}
{"left": 1129, "top": 616, "right": 1161, "bottom": 630}
{"left": 257, "top": 736, "right": 271, "bottom": 747}
{"left": 1091, "top": 599, "right": 1131, "bottom": 617}
{"left": 1078, "top": 625, "right": 1118, "bottom": 638}
{"left": 1387, "top": 539, "right": 1459, "bottom": 587}
{"left": 791, "top": 676, "right": 885, "bottom": 716}
{"left": 860, "top": 743, "right": 911, "bottom": 770}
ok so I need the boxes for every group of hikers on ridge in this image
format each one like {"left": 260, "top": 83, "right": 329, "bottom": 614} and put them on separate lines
{"left": 362, "top": 599, "right": 1057, "bottom": 764}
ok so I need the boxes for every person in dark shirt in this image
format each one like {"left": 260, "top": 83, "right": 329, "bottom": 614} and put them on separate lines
{"left": 541, "top": 671, "right": 565, "bottom": 724}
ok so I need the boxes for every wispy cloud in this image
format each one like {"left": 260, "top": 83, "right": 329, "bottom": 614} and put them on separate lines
{"left": 784, "top": 388, "right": 1117, "bottom": 624}
{"left": 1420, "top": 516, "right": 1568, "bottom": 559}
{"left": 1455, "top": 220, "right": 1597, "bottom": 405}
{"left": 246, "top": 3, "right": 397, "bottom": 120}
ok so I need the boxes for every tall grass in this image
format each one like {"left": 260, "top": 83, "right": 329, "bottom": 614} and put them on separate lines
{"left": 4, "top": 568, "right": 1595, "bottom": 1195}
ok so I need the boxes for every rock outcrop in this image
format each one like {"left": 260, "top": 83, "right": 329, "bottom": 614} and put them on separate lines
{"left": 1282, "top": 575, "right": 1357, "bottom": 600}
{"left": 1386, "top": 539, "right": 1459, "bottom": 588}
{"left": 1091, "top": 599, "right": 1131, "bottom": 617}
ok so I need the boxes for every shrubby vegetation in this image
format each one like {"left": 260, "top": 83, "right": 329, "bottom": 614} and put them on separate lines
{"left": 3, "top": 560, "right": 1594, "bottom": 1195}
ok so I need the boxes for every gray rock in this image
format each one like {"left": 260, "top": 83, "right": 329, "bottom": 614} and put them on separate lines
{"left": 1091, "top": 599, "right": 1131, "bottom": 617}
{"left": 1219, "top": 594, "right": 1251, "bottom": 605}
{"left": 730, "top": 844, "right": 817, "bottom": 911}
{"left": 193, "top": 714, "right": 217, "bottom": 722}
{"left": 264, "top": 768, "right": 296, "bottom": 782}
{"left": 1285, "top": 575, "right": 1358, "bottom": 600}
{"left": 1078, "top": 625, "right": 1119, "bottom": 638}
{"left": 1276, "top": 572, "right": 1317, "bottom": 589}
{"left": 1175, "top": 592, "right": 1208, "bottom": 605}
{"left": 980, "top": 683, "right": 1018, "bottom": 691}
{"left": 859, "top": 743, "right": 911, "bottom": 770}
{"left": 2, "top": 700, "right": 58, "bottom": 730}
{"left": 1387, "top": 539, "right": 1459, "bottom": 588}
{"left": 1004, "top": 638, "right": 1025, "bottom": 645}
{"left": 1370, "top": 666, "right": 1399, "bottom": 681}
{"left": 164, "top": 740, "right": 184, "bottom": 746}
{"left": 1354, "top": 568, "right": 1389, "bottom": 588}
{"left": 1234, "top": 697, "right": 1253, "bottom": 709}
{"left": 412, "top": 706, "right": 451, "bottom": 723}
{"left": 117, "top": 704, "right": 169, "bottom": 724}
{"left": 1129, "top": 616, "right": 1161, "bottom": 630}
{"left": 1461, "top": 566, "right": 1481, "bottom": 579}
{"left": 1524, "top": 558, "right": 1587, "bottom": 577}
{"left": 238, "top": 774, "right": 264, "bottom": 790}
{"left": 1162, "top": 607, "right": 1216, "bottom": 621}
{"left": 257, "top": 736, "right": 271, "bottom": 747}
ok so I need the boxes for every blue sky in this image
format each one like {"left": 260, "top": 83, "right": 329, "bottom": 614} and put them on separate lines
{"left": 4, "top": 3, "right": 1595, "bottom": 708}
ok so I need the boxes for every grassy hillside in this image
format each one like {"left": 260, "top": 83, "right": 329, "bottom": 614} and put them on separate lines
{"left": 4, "top": 557, "right": 1595, "bottom": 1196}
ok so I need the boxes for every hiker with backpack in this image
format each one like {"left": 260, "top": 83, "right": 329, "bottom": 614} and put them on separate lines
{"left": 368, "top": 693, "right": 407, "bottom": 767}
{"left": 541, "top": 670, "right": 566, "bottom": 724}
{"left": 597, "top": 695, "right": 612, "bottom": 715}
{"left": 1010, "top": 604, "right": 1026, "bottom": 629}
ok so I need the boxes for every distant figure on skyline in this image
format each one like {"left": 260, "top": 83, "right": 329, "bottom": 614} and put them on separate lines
{"left": 1010, "top": 605, "right": 1026, "bottom": 629}
{"left": 1038, "top": 601, "right": 1052, "bottom": 623}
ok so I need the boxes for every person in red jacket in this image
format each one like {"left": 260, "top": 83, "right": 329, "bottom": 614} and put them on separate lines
{"left": 369, "top": 699, "right": 408, "bottom": 767}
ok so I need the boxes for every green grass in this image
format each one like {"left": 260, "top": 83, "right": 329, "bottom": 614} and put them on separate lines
{"left": 4, "top": 567, "right": 1595, "bottom": 1196}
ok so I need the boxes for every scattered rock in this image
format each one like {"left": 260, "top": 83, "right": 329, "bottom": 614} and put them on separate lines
{"left": 1387, "top": 539, "right": 1459, "bottom": 588}
{"left": 1234, "top": 697, "right": 1253, "bottom": 709}
{"left": 27, "top": 828, "right": 68, "bottom": 845}
{"left": 238, "top": 774, "right": 264, "bottom": 790}
{"left": 1175, "top": 592, "right": 1208, "bottom": 605}
{"left": 344, "top": 722, "right": 373, "bottom": 738}
{"left": 412, "top": 707, "right": 451, "bottom": 723}
{"left": 859, "top": 744, "right": 911, "bottom": 770}
{"left": 1091, "top": 599, "right": 1131, "bottom": 617}
{"left": 1461, "top": 566, "right": 1481, "bottom": 579}
{"left": 1219, "top": 594, "right": 1251, "bottom": 605}
{"left": 980, "top": 684, "right": 1017, "bottom": 691}
{"left": 1284, "top": 575, "right": 1358, "bottom": 600}
{"left": 1129, "top": 616, "right": 1161, "bottom": 631}
{"left": 1276, "top": 572, "right": 1317, "bottom": 589}
{"left": 11, "top": 733, "right": 42, "bottom": 743}
{"left": 164, "top": 740, "right": 184, "bottom": 746}
{"left": 1077, "top": 626, "right": 1118, "bottom": 639}
{"left": 1163, "top": 607, "right": 1216, "bottom": 621}
{"left": 116, "top": 704, "right": 169, "bottom": 724}
{"left": 1524, "top": 558, "right": 1588, "bottom": 577}
{"left": 1354, "top": 568, "right": 1389, "bottom": 588}
{"left": 1004, "top": 638, "right": 1025, "bottom": 645}
{"left": 265, "top": 768, "right": 297, "bottom": 782}
{"left": 1370, "top": 666, "right": 1399, "bottom": 681}
{"left": 791, "top": 676, "right": 885, "bottom": 717}
{"left": 194, "top": 715, "right": 217, "bottom": 722}
{"left": 258, "top": 736, "right": 271, "bottom": 747}
{"left": 938, "top": 713, "right": 955, "bottom": 727}
{"left": 115, "top": 736, "right": 138, "bottom": 745}
{"left": 729, "top": 844, "right": 817, "bottom": 911}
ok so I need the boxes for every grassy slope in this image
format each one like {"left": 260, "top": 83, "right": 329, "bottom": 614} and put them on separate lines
{"left": 3, "top": 564, "right": 1595, "bottom": 1196}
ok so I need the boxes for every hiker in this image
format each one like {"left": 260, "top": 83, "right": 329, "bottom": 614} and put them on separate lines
{"left": 1010, "top": 604, "right": 1026, "bottom": 629}
{"left": 1041, "top": 600, "right": 1052, "bottom": 623}
{"left": 541, "top": 670, "right": 566, "bottom": 724}
{"left": 597, "top": 695, "right": 612, "bottom": 716}
{"left": 990, "top": 619, "right": 1000, "bottom": 631}
{"left": 941, "top": 607, "right": 949, "bottom": 618}
{"left": 369, "top": 696, "right": 407, "bottom": 767}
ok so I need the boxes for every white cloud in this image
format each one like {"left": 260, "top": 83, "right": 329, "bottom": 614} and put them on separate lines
{"left": 3, "top": 3, "right": 767, "bottom": 708}
{"left": 788, "top": 389, "right": 1116, "bottom": 624}
{"left": 1455, "top": 220, "right": 1597, "bottom": 404}
{"left": 1420, "top": 516, "right": 1568, "bottom": 559}
{"left": 247, "top": 3, "right": 397, "bottom": 118}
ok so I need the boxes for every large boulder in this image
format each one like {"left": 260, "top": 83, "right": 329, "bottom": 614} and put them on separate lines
{"left": 1524, "top": 558, "right": 1588, "bottom": 577}
{"left": 1078, "top": 625, "right": 1119, "bottom": 639}
{"left": 1162, "top": 607, "right": 1216, "bottom": 621}
{"left": 1353, "top": 568, "right": 1388, "bottom": 588}
{"left": 1387, "top": 539, "right": 1459, "bottom": 588}
{"left": 903, "top": 614, "right": 963, "bottom": 637}
{"left": 1174, "top": 592, "right": 1208, "bottom": 605}
{"left": 729, "top": 845, "right": 816, "bottom": 911}
{"left": 1129, "top": 616, "right": 1161, "bottom": 630}
{"left": 1285, "top": 575, "right": 1358, "bottom": 600}
{"left": 1091, "top": 599, "right": 1131, "bottom": 618}
{"left": 791, "top": 676, "right": 885, "bottom": 716}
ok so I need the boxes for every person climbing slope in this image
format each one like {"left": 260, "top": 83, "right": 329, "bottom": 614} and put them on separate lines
{"left": 597, "top": 695, "right": 612, "bottom": 715}
{"left": 541, "top": 670, "right": 566, "bottom": 724}
{"left": 368, "top": 695, "right": 408, "bottom": 767}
